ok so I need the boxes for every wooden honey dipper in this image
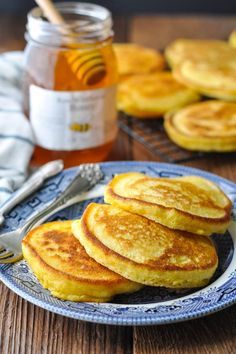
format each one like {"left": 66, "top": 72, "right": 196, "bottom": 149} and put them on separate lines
{"left": 35, "top": 0, "right": 107, "bottom": 85}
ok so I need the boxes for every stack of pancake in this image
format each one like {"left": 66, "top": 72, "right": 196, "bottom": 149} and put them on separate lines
{"left": 229, "top": 31, "right": 236, "bottom": 48}
{"left": 164, "top": 101, "right": 236, "bottom": 152}
{"left": 22, "top": 172, "right": 232, "bottom": 302}
{"left": 117, "top": 71, "right": 200, "bottom": 118}
{"left": 114, "top": 43, "right": 200, "bottom": 118}
{"left": 113, "top": 43, "right": 165, "bottom": 79}
{"left": 114, "top": 32, "right": 236, "bottom": 152}
{"left": 165, "top": 39, "right": 236, "bottom": 101}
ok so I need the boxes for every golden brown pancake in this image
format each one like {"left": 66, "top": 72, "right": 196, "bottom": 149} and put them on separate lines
{"left": 165, "top": 39, "right": 236, "bottom": 68}
{"left": 164, "top": 100, "right": 236, "bottom": 151}
{"left": 174, "top": 60, "right": 236, "bottom": 101}
{"left": 113, "top": 43, "right": 165, "bottom": 78}
{"left": 229, "top": 30, "right": 236, "bottom": 48}
{"left": 166, "top": 39, "right": 236, "bottom": 100}
{"left": 72, "top": 203, "right": 218, "bottom": 288}
{"left": 117, "top": 72, "right": 200, "bottom": 118}
{"left": 22, "top": 221, "right": 141, "bottom": 302}
{"left": 104, "top": 172, "right": 232, "bottom": 236}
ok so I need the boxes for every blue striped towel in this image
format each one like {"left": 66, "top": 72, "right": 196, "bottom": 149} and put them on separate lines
{"left": 0, "top": 51, "right": 34, "bottom": 205}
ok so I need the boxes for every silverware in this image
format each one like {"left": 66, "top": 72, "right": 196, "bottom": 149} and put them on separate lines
{"left": 0, "top": 163, "right": 103, "bottom": 264}
{"left": 0, "top": 160, "right": 64, "bottom": 225}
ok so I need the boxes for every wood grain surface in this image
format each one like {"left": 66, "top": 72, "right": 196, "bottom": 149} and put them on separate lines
{"left": 0, "top": 14, "right": 235, "bottom": 354}
{"left": 130, "top": 15, "right": 236, "bottom": 49}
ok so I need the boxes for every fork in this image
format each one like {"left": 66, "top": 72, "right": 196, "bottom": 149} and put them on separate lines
{"left": 0, "top": 163, "right": 103, "bottom": 264}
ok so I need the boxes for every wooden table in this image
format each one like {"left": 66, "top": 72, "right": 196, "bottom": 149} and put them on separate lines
{"left": 0, "top": 14, "right": 236, "bottom": 354}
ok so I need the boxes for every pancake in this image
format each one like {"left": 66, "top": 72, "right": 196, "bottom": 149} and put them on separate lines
{"left": 22, "top": 221, "right": 141, "bottom": 302}
{"left": 165, "top": 39, "right": 236, "bottom": 68}
{"left": 113, "top": 43, "right": 165, "bottom": 78}
{"left": 229, "top": 30, "right": 236, "bottom": 48}
{"left": 72, "top": 203, "right": 218, "bottom": 288}
{"left": 166, "top": 39, "right": 236, "bottom": 100}
{"left": 104, "top": 172, "right": 232, "bottom": 236}
{"left": 117, "top": 72, "right": 200, "bottom": 118}
{"left": 164, "top": 100, "right": 236, "bottom": 152}
{"left": 174, "top": 60, "right": 236, "bottom": 101}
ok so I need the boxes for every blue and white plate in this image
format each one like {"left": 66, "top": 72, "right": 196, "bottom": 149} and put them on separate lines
{"left": 0, "top": 161, "right": 235, "bottom": 326}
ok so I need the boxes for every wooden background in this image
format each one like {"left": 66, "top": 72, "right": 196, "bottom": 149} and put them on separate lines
{"left": 0, "top": 14, "right": 236, "bottom": 354}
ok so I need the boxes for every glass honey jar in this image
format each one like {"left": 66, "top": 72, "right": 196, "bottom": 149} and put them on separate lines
{"left": 23, "top": 2, "right": 118, "bottom": 167}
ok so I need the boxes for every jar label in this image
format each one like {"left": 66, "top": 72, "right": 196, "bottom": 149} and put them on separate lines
{"left": 29, "top": 85, "right": 117, "bottom": 151}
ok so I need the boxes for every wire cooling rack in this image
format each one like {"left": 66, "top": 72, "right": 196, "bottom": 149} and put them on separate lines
{"left": 118, "top": 113, "right": 205, "bottom": 163}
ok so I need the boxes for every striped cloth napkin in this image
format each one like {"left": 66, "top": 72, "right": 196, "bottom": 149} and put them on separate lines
{"left": 0, "top": 51, "right": 34, "bottom": 205}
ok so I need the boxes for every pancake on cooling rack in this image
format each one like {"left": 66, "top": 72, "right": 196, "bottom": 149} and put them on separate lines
{"left": 164, "top": 100, "right": 236, "bottom": 152}
{"left": 229, "top": 30, "right": 236, "bottom": 48}
{"left": 104, "top": 172, "right": 232, "bottom": 236}
{"left": 113, "top": 43, "right": 165, "bottom": 79}
{"left": 165, "top": 39, "right": 236, "bottom": 100}
{"left": 72, "top": 203, "right": 218, "bottom": 288}
{"left": 117, "top": 72, "right": 200, "bottom": 118}
{"left": 174, "top": 60, "right": 236, "bottom": 101}
{"left": 22, "top": 221, "right": 141, "bottom": 302}
{"left": 165, "top": 39, "right": 234, "bottom": 69}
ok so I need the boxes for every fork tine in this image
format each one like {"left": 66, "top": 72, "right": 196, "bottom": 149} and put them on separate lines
{"left": 0, "top": 250, "right": 14, "bottom": 259}
{"left": 0, "top": 253, "right": 22, "bottom": 264}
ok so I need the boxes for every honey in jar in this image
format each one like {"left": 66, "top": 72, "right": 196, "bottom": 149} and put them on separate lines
{"left": 23, "top": 2, "right": 118, "bottom": 167}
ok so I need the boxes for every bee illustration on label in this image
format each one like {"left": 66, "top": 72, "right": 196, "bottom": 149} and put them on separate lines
{"left": 69, "top": 123, "right": 91, "bottom": 132}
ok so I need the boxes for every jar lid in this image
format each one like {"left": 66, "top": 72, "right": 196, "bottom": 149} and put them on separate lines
{"left": 26, "top": 2, "right": 113, "bottom": 46}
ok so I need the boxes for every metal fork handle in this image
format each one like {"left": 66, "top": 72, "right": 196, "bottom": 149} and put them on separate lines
{"left": 0, "top": 160, "right": 64, "bottom": 220}
{"left": 19, "top": 175, "right": 90, "bottom": 236}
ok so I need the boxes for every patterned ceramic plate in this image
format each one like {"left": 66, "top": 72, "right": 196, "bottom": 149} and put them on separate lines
{"left": 0, "top": 161, "right": 235, "bottom": 326}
